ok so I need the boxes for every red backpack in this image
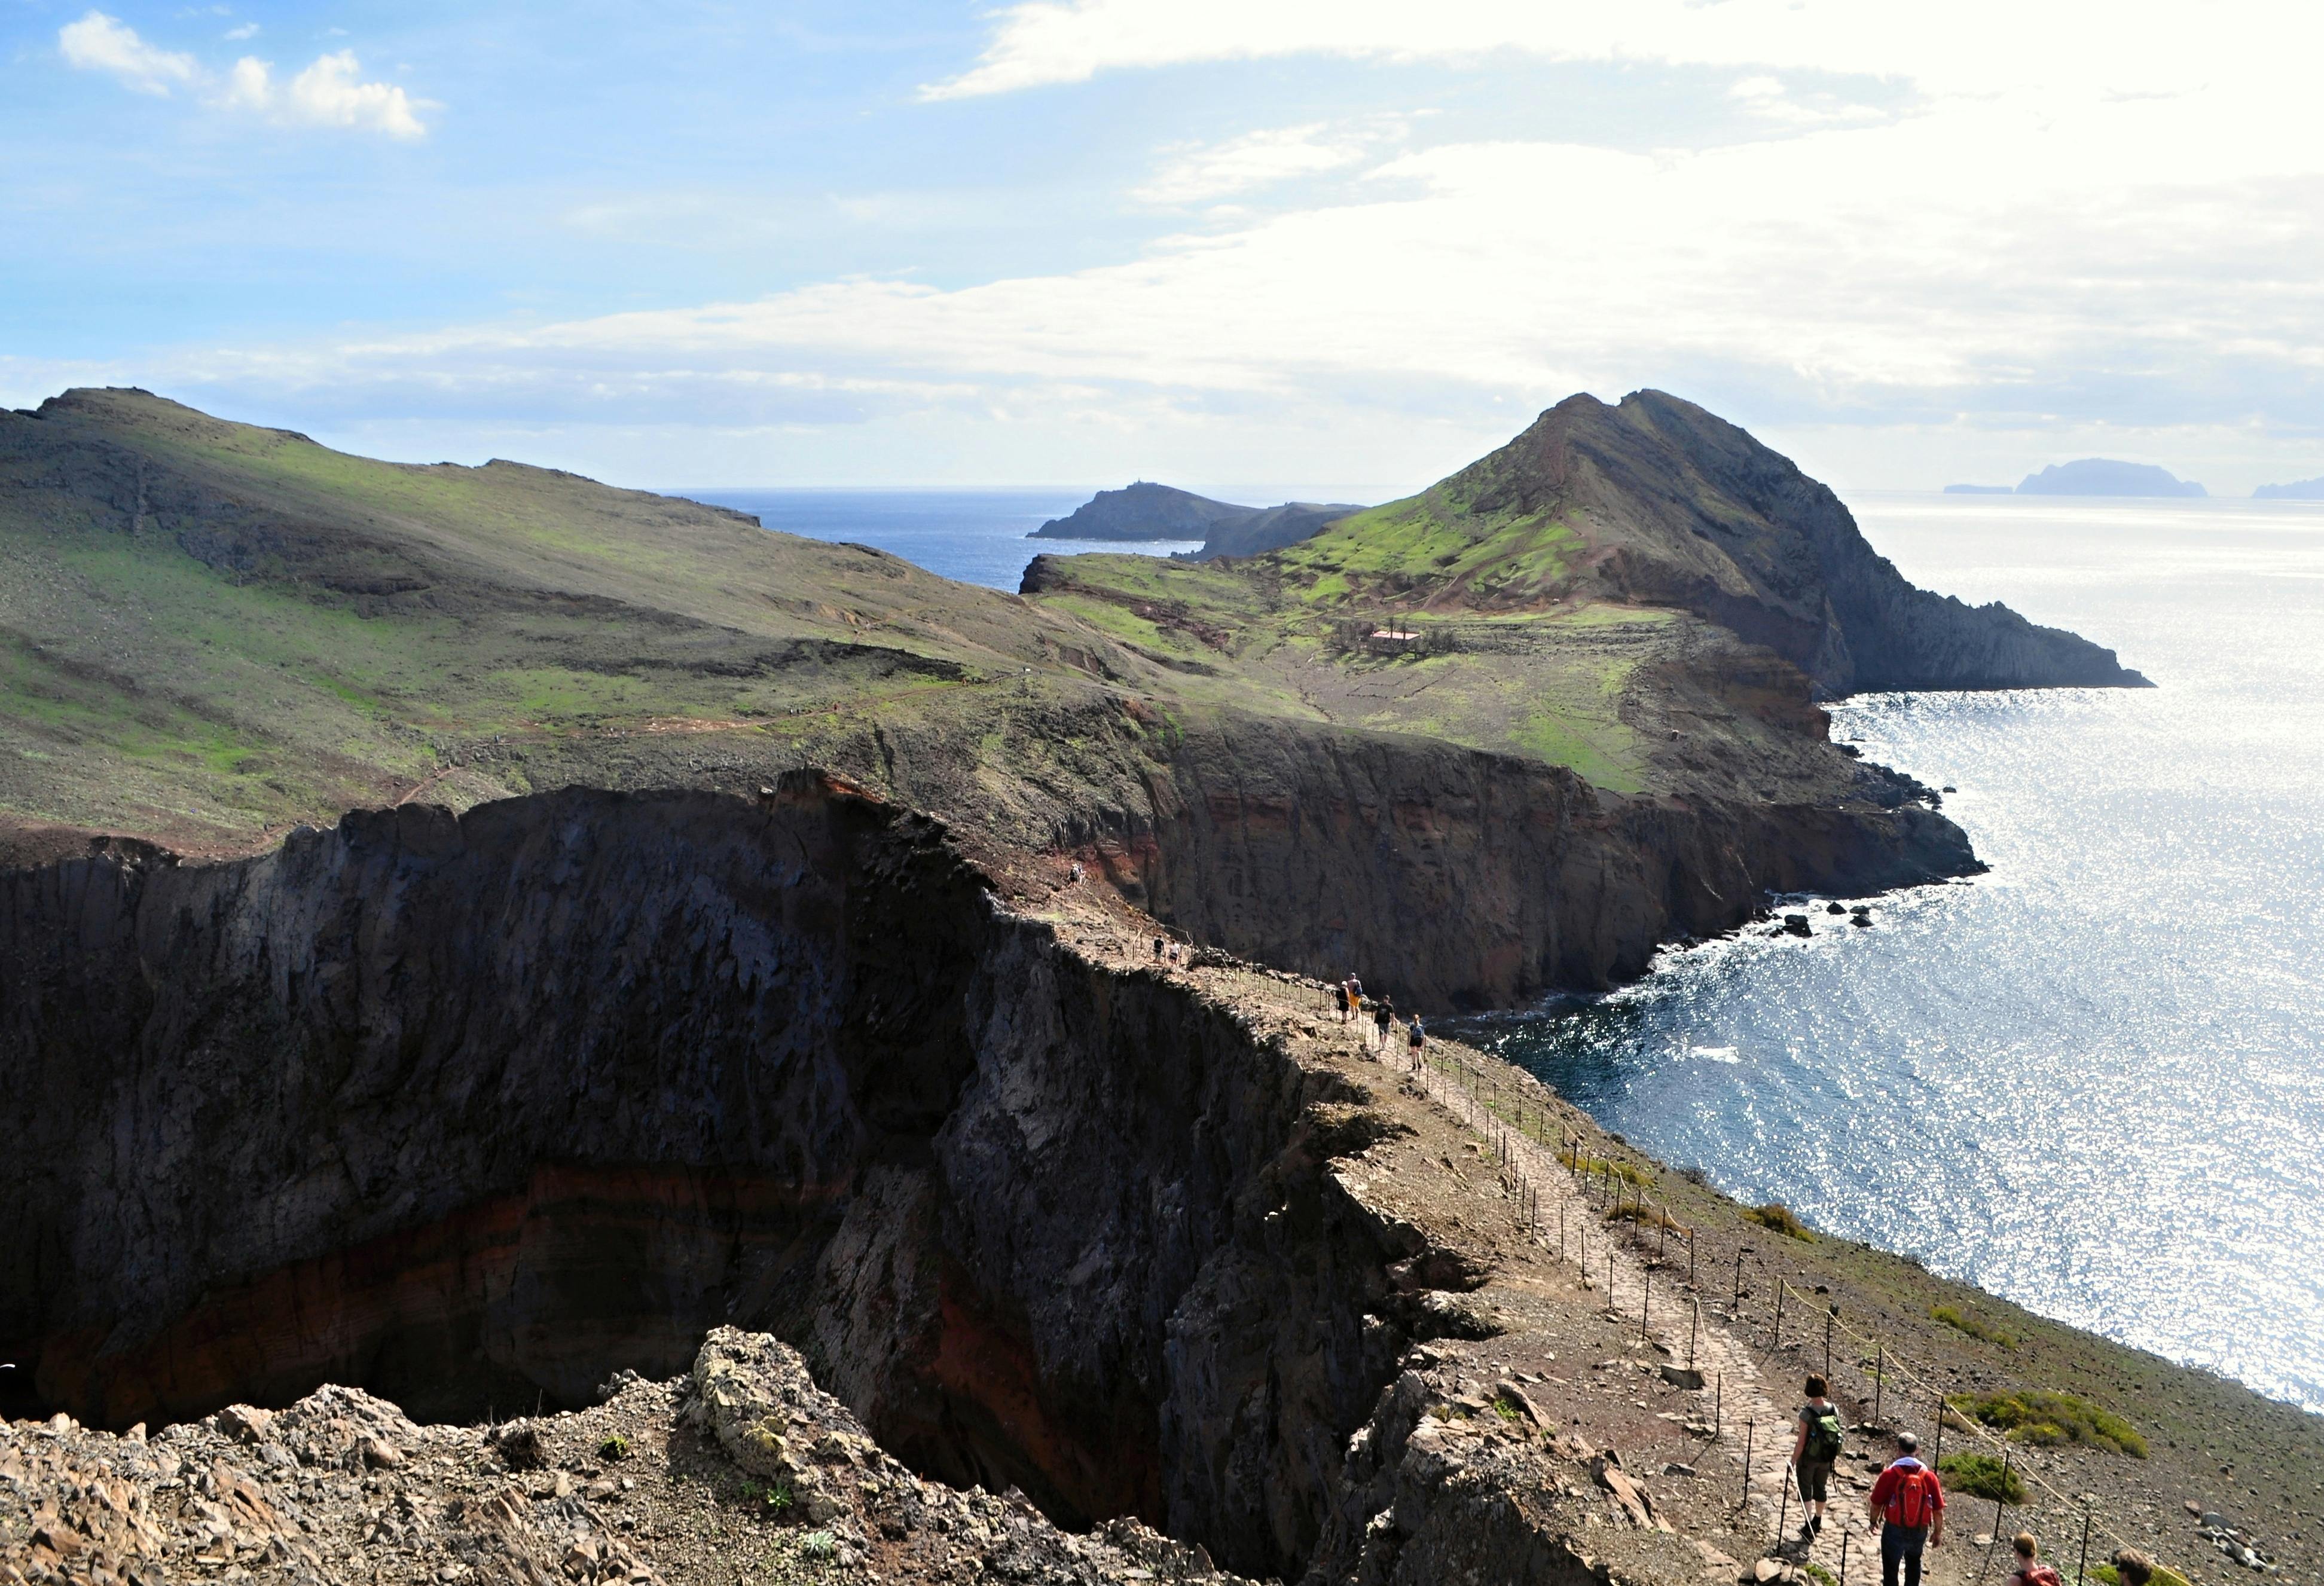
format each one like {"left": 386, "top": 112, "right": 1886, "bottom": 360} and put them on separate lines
{"left": 1885, "top": 1465, "right": 1938, "bottom": 1528}
{"left": 2012, "top": 1567, "right": 2063, "bottom": 1586}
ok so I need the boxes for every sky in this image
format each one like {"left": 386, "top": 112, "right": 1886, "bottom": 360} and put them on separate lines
{"left": 5, "top": 1, "right": 2324, "bottom": 498}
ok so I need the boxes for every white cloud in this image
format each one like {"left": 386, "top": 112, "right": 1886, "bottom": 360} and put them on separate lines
{"left": 223, "top": 23, "right": 259, "bottom": 41}
{"left": 221, "top": 50, "right": 429, "bottom": 139}
{"left": 1134, "top": 120, "right": 1400, "bottom": 204}
{"left": 59, "top": 11, "right": 425, "bottom": 137}
{"left": 921, "top": 1, "right": 2322, "bottom": 104}
{"left": 1727, "top": 75, "right": 1884, "bottom": 128}
{"left": 59, "top": 11, "right": 198, "bottom": 95}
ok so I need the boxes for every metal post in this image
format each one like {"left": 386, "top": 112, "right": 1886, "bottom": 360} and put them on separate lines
{"left": 1734, "top": 1246, "right": 1749, "bottom": 1308}
{"left": 1607, "top": 1248, "right": 1615, "bottom": 1313}
{"left": 1690, "top": 1298, "right": 1700, "bottom": 1370}
{"left": 1991, "top": 1446, "right": 2012, "bottom": 1553}
{"left": 1641, "top": 1273, "right": 1651, "bottom": 1340}
{"left": 1740, "top": 1415, "right": 1755, "bottom": 1510}
{"left": 1659, "top": 1201, "right": 1669, "bottom": 1261}
{"left": 1715, "top": 1373, "right": 1724, "bottom": 1440}
{"left": 1872, "top": 1344, "right": 1883, "bottom": 1423}
{"left": 1690, "top": 1229, "right": 1697, "bottom": 1288}
{"left": 1840, "top": 1530, "right": 1850, "bottom": 1586}
{"left": 2075, "top": 1509, "right": 2091, "bottom": 1586}
{"left": 1773, "top": 1275, "right": 1785, "bottom": 1350}
{"left": 1824, "top": 1305, "right": 1836, "bottom": 1380}
{"left": 1559, "top": 1199, "right": 1567, "bottom": 1264}
{"left": 1931, "top": 1389, "right": 1944, "bottom": 1471}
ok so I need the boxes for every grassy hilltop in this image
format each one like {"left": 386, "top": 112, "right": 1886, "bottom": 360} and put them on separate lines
{"left": 0, "top": 384, "right": 2131, "bottom": 866}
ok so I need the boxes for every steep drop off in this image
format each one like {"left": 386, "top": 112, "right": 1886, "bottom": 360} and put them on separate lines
{"left": 0, "top": 782, "right": 1421, "bottom": 1576}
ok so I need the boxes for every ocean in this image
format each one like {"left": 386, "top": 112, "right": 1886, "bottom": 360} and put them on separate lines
{"left": 1453, "top": 494, "right": 2324, "bottom": 1412}
{"left": 680, "top": 488, "right": 1202, "bottom": 589}
{"left": 695, "top": 484, "right": 2324, "bottom": 1412}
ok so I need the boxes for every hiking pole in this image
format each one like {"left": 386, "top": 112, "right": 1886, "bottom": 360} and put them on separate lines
{"left": 1776, "top": 1460, "right": 1791, "bottom": 1545}
{"left": 1840, "top": 1530, "right": 1850, "bottom": 1586}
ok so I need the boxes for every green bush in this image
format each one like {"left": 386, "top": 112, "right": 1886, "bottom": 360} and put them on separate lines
{"left": 1742, "top": 1202, "right": 1814, "bottom": 1241}
{"left": 1931, "top": 1304, "right": 2017, "bottom": 1349}
{"left": 597, "top": 1434, "right": 630, "bottom": 1461}
{"left": 1948, "top": 1390, "right": 2147, "bottom": 1458}
{"left": 1937, "top": 1451, "right": 2026, "bottom": 1503}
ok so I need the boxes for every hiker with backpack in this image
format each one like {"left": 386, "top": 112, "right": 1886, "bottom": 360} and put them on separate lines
{"left": 1407, "top": 1014, "right": 1426, "bottom": 1070}
{"left": 1333, "top": 979, "right": 1351, "bottom": 1025}
{"left": 1866, "top": 1431, "right": 1944, "bottom": 1586}
{"left": 1373, "top": 993, "right": 1395, "bottom": 1052}
{"left": 1791, "top": 1375, "right": 1844, "bottom": 1539}
{"left": 2005, "top": 1533, "right": 2063, "bottom": 1586}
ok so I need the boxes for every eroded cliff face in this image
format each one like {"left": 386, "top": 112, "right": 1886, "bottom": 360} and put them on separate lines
{"left": 0, "top": 782, "right": 1413, "bottom": 1576}
{"left": 1065, "top": 713, "right": 1974, "bottom": 1009}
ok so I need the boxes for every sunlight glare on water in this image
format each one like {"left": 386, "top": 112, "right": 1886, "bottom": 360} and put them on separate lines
{"left": 1455, "top": 495, "right": 2324, "bottom": 1410}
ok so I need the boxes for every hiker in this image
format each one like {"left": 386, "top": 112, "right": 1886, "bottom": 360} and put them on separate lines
{"left": 1333, "top": 978, "right": 1352, "bottom": 1025}
{"left": 1068, "top": 860, "right": 1084, "bottom": 884}
{"left": 1347, "top": 976, "right": 1366, "bottom": 1039}
{"left": 1866, "top": 1430, "right": 1944, "bottom": 1586}
{"left": 1407, "top": 1014, "right": 1427, "bottom": 1069}
{"left": 1791, "top": 1374, "right": 1844, "bottom": 1539}
{"left": 2005, "top": 1533, "right": 2062, "bottom": 1586}
{"left": 2109, "top": 1551, "right": 2154, "bottom": 1586}
{"left": 1153, "top": 936, "right": 1165, "bottom": 961}
{"left": 1373, "top": 994, "right": 1394, "bottom": 1052}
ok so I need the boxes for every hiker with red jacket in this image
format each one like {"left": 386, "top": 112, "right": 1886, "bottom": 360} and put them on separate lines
{"left": 2005, "top": 1533, "right": 2063, "bottom": 1586}
{"left": 1866, "top": 1431, "right": 1944, "bottom": 1586}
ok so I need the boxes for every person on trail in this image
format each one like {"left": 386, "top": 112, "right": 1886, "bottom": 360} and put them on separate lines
{"left": 1791, "top": 1374, "right": 1844, "bottom": 1539}
{"left": 2004, "top": 1533, "right": 2063, "bottom": 1586}
{"left": 1867, "top": 1431, "right": 1944, "bottom": 1586}
{"left": 1373, "top": 994, "right": 1394, "bottom": 1052}
{"left": 1334, "top": 979, "right": 1352, "bottom": 1025}
{"left": 1407, "top": 1014, "right": 1427, "bottom": 1069}
{"left": 2109, "top": 1551, "right": 2154, "bottom": 1586}
{"left": 1153, "top": 936, "right": 1165, "bottom": 961}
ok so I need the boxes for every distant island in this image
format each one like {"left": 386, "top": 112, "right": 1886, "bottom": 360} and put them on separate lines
{"left": 1029, "top": 481, "right": 1364, "bottom": 560}
{"left": 2016, "top": 459, "right": 2206, "bottom": 497}
{"left": 2253, "top": 475, "right": 2324, "bottom": 500}
{"left": 1942, "top": 484, "right": 2014, "bottom": 494}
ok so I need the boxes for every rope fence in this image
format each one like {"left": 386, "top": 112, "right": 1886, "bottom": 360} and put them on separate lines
{"left": 1174, "top": 960, "right": 2215, "bottom": 1584}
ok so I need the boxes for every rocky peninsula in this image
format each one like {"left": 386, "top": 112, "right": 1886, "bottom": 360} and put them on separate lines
{"left": 5, "top": 387, "right": 2292, "bottom": 1586}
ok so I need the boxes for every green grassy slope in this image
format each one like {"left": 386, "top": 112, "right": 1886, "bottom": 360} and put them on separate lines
{"left": 0, "top": 389, "right": 1135, "bottom": 848}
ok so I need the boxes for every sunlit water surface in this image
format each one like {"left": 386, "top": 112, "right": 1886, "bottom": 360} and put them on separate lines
{"left": 1450, "top": 495, "right": 2324, "bottom": 1410}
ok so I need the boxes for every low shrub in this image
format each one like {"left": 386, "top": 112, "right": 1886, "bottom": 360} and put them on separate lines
{"left": 1949, "top": 1390, "right": 2147, "bottom": 1458}
{"left": 1931, "top": 1304, "right": 2017, "bottom": 1349}
{"left": 1558, "top": 1149, "right": 1651, "bottom": 1187}
{"left": 597, "top": 1434, "right": 630, "bottom": 1461}
{"left": 1742, "top": 1202, "right": 1814, "bottom": 1241}
{"left": 1609, "top": 1202, "right": 1690, "bottom": 1234}
{"left": 1937, "top": 1451, "right": 2026, "bottom": 1503}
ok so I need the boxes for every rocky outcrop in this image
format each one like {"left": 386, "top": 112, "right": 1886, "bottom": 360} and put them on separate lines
{"left": 1438, "top": 391, "right": 2152, "bottom": 693}
{"left": 1, "top": 1329, "right": 1263, "bottom": 1586}
{"left": 1174, "top": 501, "right": 1364, "bottom": 561}
{"left": 0, "top": 781, "right": 1428, "bottom": 1578}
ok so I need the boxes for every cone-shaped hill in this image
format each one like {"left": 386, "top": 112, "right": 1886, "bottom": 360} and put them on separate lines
{"left": 1233, "top": 390, "right": 2146, "bottom": 696}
